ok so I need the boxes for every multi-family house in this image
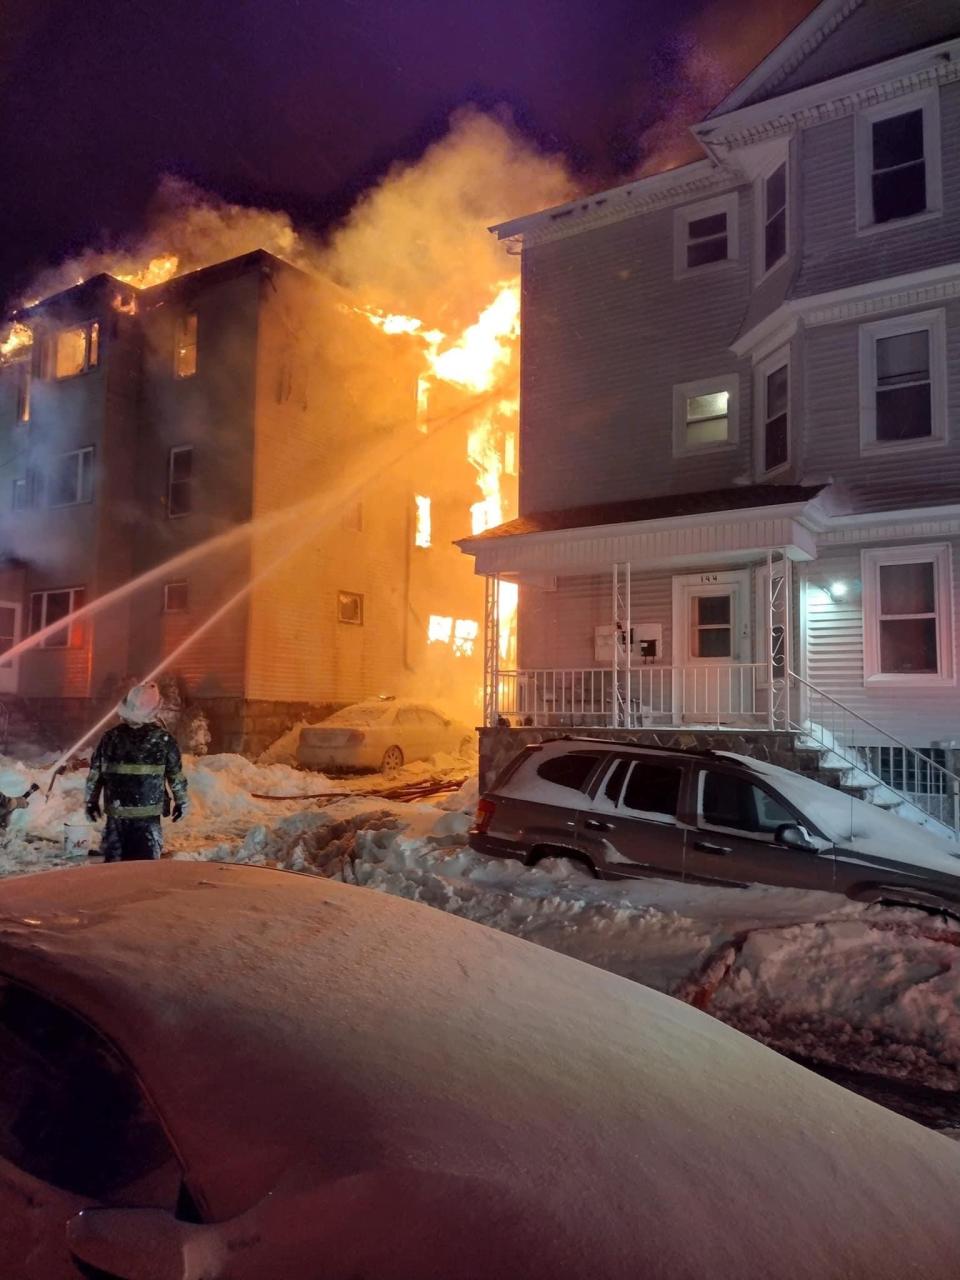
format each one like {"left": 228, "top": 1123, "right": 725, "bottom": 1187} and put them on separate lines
{"left": 0, "top": 250, "right": 494, "bottom": 752}
{"left": 459, "top": 0, "right": 960, "bottom": 834}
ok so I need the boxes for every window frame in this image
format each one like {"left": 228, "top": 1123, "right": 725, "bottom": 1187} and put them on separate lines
{"left": 49, "top": 321, "right": 100, "bottom": 380}
{"left": 855, "top": 89, "right": 943, "bottom": 234}
{"left": 671, "top": 374, "right": 740, "bottom": 458}
{"left": 163, "top": 581, "right": 189, "bottom": 613}
{"left": 754, "top": 151, "right": 790, "bottom": 284}
{"left": 174, "top": 312, "right": 199, "bottom": 379}
{"left": 167, "top": 445, "right": 194, "bottom": 518}
{"left": 673, "top": 192, "right": 740, "bottom": 280}
{"left": 696, "top": 768, "right": 801, "bottom": 843}
{"left": 858, "top": 310, "right": 947, "bottom": 456}
{"left": 337, "top": 590, "right": 364, "bottom": 626}
{"left": 861, "top": 543, "right": 954, "bottom": 687}
{"left": 12, "top": 468, "right": 41, "bottom": 512}
{"left": 754, "top": 346, "right": 791, "bottom": 478}
{"left": 28, "top": 585, "right": 87, "bottom": 649}
{"left": 49, "top": 446, "right": 94, "bottom": 508}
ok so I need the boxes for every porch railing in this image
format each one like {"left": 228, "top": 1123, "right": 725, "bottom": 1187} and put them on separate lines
{"left": 495, "top": 664, "right": 767, "bottom": 729}
{"left": 788, "top": 671, "right": 960, "bottom": 837}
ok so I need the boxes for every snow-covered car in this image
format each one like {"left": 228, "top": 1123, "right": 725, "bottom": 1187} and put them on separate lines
{"left": 3, "top": 860, "right": 960, "bottom": 1280}
{"left": 472, "top": 738, "right": 960, "bottom": 915}
{"left": 296, "top": 697, "right": 474, "bottom": 772}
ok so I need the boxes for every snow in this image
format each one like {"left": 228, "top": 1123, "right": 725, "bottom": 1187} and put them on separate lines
{"left": 3, "top": 858, "right": 960, "bottom": 1280}
{"left": 2, "top": 749, "right": 959, "bottom": 1095}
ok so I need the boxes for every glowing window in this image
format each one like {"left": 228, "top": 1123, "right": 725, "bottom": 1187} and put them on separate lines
{"left": 53, "top": 323, "right": 98, "bottom": 379}
{"left": 452, "top": 619, "right": 479, "bottom": 657}
{"left": 174, "top": 313, "right": 198, "bottom": 378}
{"left": 28, "top": 586, "right": 86, "bottom": 649}
{"left": 415, "top": 495, "right": 431, "bottom": 548}
{"left": 427, "top": 615, "right": 453, "bottom": 644}
{"left": 338, "top": 591, "right": 363, "bottom": 625}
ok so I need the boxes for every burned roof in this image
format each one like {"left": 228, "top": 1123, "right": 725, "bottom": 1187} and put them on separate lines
{"left": 462, "top": 483, "right": 829, "bottom": 542}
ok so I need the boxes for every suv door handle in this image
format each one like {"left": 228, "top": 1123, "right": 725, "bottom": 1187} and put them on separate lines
{"left": 584, "top": 818, "right": 614, "bottom": 832}
{"left": 693, "top": 840, "right": 731, "bottom": 855}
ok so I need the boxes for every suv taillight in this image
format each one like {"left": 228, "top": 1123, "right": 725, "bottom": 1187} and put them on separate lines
{"left": 474, "top": 798, "right": 496, "bottom": 834}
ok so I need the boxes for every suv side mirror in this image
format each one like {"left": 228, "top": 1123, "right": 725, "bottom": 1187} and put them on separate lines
{"left": 67, "top": 1207, "right": 226, "bottom": 1280}
{"left": 775, "top": 823, "right": 818, "bottom": 852}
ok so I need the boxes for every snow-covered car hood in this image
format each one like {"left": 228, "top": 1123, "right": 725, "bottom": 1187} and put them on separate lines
{"left": 718, "top": 753, "right": 960, "bottom": 879}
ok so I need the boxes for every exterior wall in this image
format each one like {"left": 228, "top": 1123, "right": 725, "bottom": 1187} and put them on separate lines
{"left": 801, "top": 298, "right": 960, "bottom": 512}
{"left": 800, "top": 535, "right": 960, "bottom": 745}
{"left": 766, "top": 0, "right": 960, "bottom": 101}
{"left": 796, "top": 80, "right": 960, "bottom": 297}
{"left": 519, "top": 185, "right": 756, "bottom": 515}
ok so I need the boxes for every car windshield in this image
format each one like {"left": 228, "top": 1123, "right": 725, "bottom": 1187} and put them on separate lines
{"left": 323, "top": 704, "right": 393, "bottom": 727}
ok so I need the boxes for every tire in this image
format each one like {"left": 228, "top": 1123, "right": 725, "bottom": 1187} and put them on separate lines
{"left": 381, "top": 745, "right": 404, "bottom": 775}
{"left": 527, "top": 845, "right": 599, "bottom": 878}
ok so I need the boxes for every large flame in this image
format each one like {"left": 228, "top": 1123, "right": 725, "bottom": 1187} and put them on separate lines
{"left": 0, "top": 321, "right": 32, "bottom": 362}
{"left": 113, "top": 253, "right": 181, "bottom": 290}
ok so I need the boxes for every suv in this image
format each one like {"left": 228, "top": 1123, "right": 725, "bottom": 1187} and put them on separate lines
{"left": 471, "top": 738, "right": 960, "bottom": 914}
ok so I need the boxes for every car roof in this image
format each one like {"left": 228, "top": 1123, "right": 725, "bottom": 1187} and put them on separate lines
{"left": 517, "top": 736, "right": 735, "bottom": 765}
{"left": 3, "top": 862, "right": 960, "bottom": 1274}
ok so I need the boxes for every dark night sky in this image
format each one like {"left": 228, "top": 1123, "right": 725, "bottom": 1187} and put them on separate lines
{"left": 0, "top": 0, "right": 813, "bottom": 306}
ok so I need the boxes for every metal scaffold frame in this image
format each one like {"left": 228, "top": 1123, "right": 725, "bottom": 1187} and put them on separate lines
{"left": 766, "top": 549, "right": 792, "bottom": 729}
{"left": 612, "top": 562, "right": 632, "bottom": 728}
{"left": 483, "top": 573, "right": 501, "bottom": 727}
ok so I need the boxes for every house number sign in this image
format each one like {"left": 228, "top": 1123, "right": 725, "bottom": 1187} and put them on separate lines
{"left": 699, "top": 574, "right": 720, "bottom": 584}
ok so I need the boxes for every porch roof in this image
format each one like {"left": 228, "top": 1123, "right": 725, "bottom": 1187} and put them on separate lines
{"left": 457, "top": 484, "right": 828, "bottom": 577}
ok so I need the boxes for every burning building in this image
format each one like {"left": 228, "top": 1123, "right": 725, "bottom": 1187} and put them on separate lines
{"left": 0, "top": 248, "right": 516, "bottom": 752}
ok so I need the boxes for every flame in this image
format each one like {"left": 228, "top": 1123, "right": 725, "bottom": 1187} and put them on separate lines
{"left": 414, "top": 495, "right": 432, "bottom": 548}
{"left": 426, "top": 283, "right": 519, "bottom": 394}
{"left": 113, "top": 253, "right": 180, "bottom": 290}
{"left": 112, "top": 293, "right": 138, "bottom": 316}
{"left": 0, "top": 321, "right": 32, "bottom": 362}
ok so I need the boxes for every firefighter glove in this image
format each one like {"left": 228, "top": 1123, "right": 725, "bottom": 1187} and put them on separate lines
{"left": 85, "top": 800, "right": 101, "bottom": 822}
{"left": 171, "top": 802, "right": 185, "bottom": 823}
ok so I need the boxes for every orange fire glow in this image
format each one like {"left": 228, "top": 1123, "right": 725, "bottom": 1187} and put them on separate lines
{"left": 113, "top": 253, "right": 181, "bottom": 290}
{"left": 0, "top": 321, "right": 32, "bottom": 362}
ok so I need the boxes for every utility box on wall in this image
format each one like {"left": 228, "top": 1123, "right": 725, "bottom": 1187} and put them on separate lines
{"left": 594, "top": 623, "right": 662, "bottom": 664}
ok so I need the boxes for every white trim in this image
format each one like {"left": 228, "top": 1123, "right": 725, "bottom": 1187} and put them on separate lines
{"left": 753, "top": 147, "right": 791, "bottom": 285}
{"left": 854, "top": 88, "right": 942, "bottom": 233}
{"left": 754, "top": 348, "right": 791, "bottom": 479}
{"left": 49, "top": 446, "right": 94, "bottom": 508}
{"left": 672, "top": 569, "right": 752, "bottom": 667}
{"left": 167, "top": 445, "right": 193, "bottom": 519}
{"left": 861, "top": 544, "right": 954, "bottom": 687}
{"left": 671, "top": 375, "right": 739, "bottom": 457}
{"left": 858, "top": 309, "right": 947, "bottom": 457}
{"left": 673, "top": 192, "right": 739, "bottom": 279}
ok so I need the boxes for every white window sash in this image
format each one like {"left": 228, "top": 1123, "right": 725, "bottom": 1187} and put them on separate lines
{"left": 861, "top": 544, "right": 954, "bottom": 686}
{"left": 672, "top": 192, "right": 739, "bottom": 280}
{"left": 854, "top": 89, "right": 943, "bottom": 232}
{"left": 858, "top": 309, "right": 947, "bottom": 455}
{"left": 753, "top": 347, "right": 790, "bottom": 478}
{"left": 752, "top": 147, "right": 790, "bottom": 285}
{"left": 671, "top": 375, "right": 739, "bottom": 457}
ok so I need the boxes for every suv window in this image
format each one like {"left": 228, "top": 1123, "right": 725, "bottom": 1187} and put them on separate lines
{"left": 0, "top": 978, "right": 182, "bottom": 1204}
{"left": 536, "top": 752, "right": 600, "bottom": 792}
{"left": 701, "top": 771, "right": 794, "bottom": 834}
{"left": 621, "top": 762, "right": 683, "bottom": 818}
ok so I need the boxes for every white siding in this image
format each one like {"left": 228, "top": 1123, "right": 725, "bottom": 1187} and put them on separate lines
{"left": 801, "top": 539, "right": 960, "bottom": 744}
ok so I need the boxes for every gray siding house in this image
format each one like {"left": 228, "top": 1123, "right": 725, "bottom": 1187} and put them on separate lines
{"left": 459, "top": 0, "right": 960, "bottom": 834}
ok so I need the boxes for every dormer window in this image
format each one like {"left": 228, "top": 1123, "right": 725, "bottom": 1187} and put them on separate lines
{"left": 50, "top": 321, "right": 99, "bottom": 379}
{"left": 673, "top": 193, "right": 738, "bottom": 278}
{"left": 856, "top": 91, "right": 942, "bottom": 231}
{"left": 761, "top": 163, "right": 787, "bottom": 275}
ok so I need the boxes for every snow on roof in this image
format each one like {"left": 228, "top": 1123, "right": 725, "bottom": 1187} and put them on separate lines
{"left": 1, "top": 861, "right": 960, "bottom": 1276}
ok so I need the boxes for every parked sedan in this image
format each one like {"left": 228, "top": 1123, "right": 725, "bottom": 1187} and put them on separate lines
{"left": 297, "top": 697, "right": 475, "bottom": 773}
{"left": 471, "top": 738, "right": 960, "bottom": 915}
{"left": 3, "top": 860, "right": 960, "bottom": 1280}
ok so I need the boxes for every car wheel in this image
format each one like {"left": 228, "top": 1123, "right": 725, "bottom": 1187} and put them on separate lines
{"left": 527, "top": 845, "right": 598, "bottom": 878}
{"left": 381, "top": 746, "right": 404, "bottom": 775}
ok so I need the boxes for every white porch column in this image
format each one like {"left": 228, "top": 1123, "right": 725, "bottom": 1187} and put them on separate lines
{"left": 612, "top": 562, "right": 632, "bottom": 728}
{"left": 483, "top": 573, "right": 501, "bottom": 727}
{"left": 766, "top": 550, "right": 792, "bottom": 730}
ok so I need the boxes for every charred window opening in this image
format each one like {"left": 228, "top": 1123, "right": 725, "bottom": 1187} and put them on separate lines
{"left": 167, "top": 446, "right": 193, "bottom": 517}
{"left": 50, "top": 447, "right": 94, "bottom": 506}
{"left": 174, "top": 313, "right": 198, "bottom": 378}
{"left": 51, "top": 322, "right": 99, "bottom": 379}
{"left": 338, "top": 591, "right": 363, "bottom": 625}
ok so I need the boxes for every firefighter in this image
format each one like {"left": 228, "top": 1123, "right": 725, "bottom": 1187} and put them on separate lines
{"left": 0, "top": 770, "right": 38, "bottom": 836}
{"left": 84, "top": 682, "right": 188, "bottom": 862}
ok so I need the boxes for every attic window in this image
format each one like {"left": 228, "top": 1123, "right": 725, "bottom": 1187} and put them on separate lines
{"left": 856, "top": 91, "right": 942, "bottom": 231}
{"left": 674, "top": 193, "right": 738, "bottom": 278}
{"left": 672, "top": 375, "right": 738, "bottom": 456}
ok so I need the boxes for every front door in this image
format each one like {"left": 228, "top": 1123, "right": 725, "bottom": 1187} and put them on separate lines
{"left": 0, "top": 603, "right": 21, "bottom": 694}
{"left": 672, "top": 571, "right": 751, "bottom": 723}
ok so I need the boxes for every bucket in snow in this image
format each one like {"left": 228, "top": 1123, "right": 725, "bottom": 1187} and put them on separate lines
{"left": 64, "top": 822, "right": 92, "bottom": 858}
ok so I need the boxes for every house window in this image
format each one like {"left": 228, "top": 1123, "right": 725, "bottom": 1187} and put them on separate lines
{"left": 672, "top": 376, "right": 738, "bottom": 456}
{"left": 414, "top": 495, "right": 431, "bottom": 548}
{"left": 167, "top": 446, "right": 193, "bottom": 517}
{"left": 16, "top": 363, "right": 30, "bottom": 423}
{"left": 691, "top": 595, "right": 732, "bottom": 658}
{"left": 760, "top": 161, "right": 788, "bottom": 275}
{"left": 452, "top": 618, "right": 479, "bottom": 657}
{"left": 28, "top": 586, "right": 86, "bottom": 648}
{"left": 341, "top": 501, "right": 363, "bottom": 532}
{"left": 862, "top": 545, "right": 954, "bottom": 686}
{"left": 859, "top": 311, "right": 947, "bottom": 453}
{"left": 163, "top": 582, "right": 189, "bottom": 613}
{"left": 52, "top": 322, "right": 99, "bottom": 379}
{"left": 174, "top": 313, "right": 198, "bottom": 378}
{"left": 12, "top": 469, "right": 41, "bottom": 511}
{"left": 337, "top": 591, "right": 363, "bottom": 625}
{"left": 674, "top": 193, "right": 739, "bottom": 277}
{"left": 50, "top": 447, "right": 94, "bottom": 507}
{"left": 856, "top": 92, "right": 942, "bottom": 229}
{"left": 756, "top": 351, "right": 789, "bottom": 476}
